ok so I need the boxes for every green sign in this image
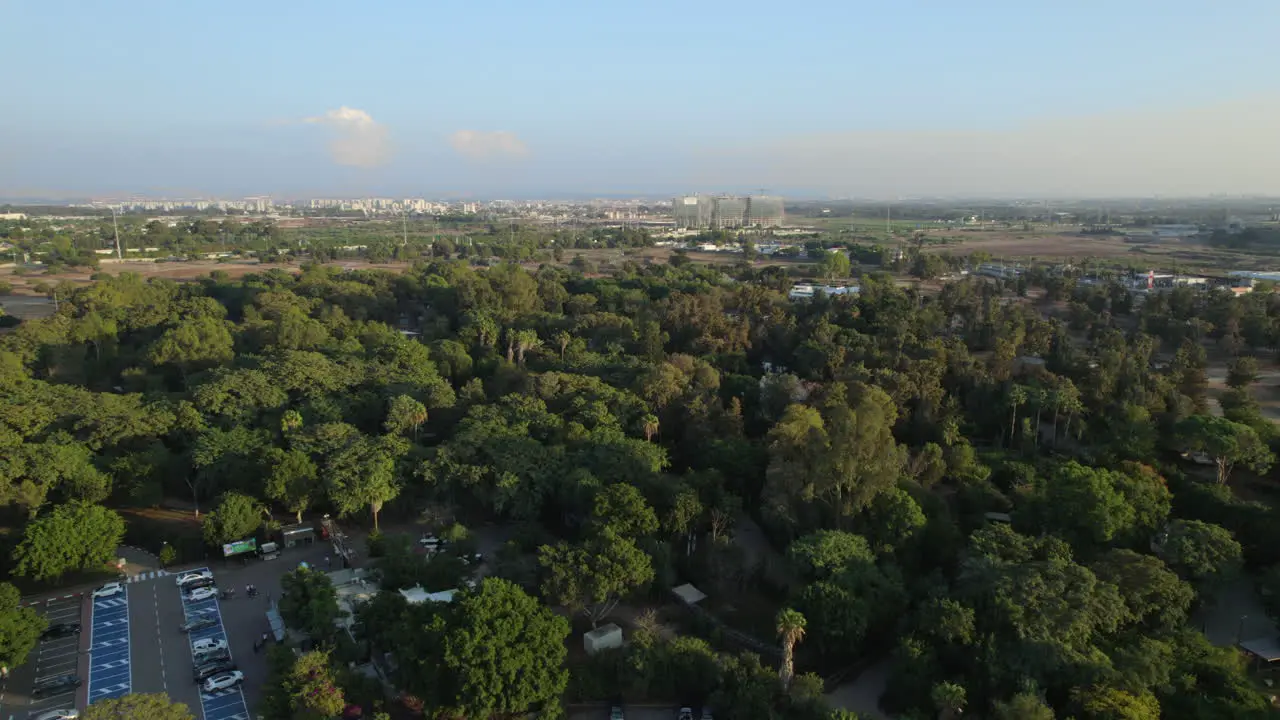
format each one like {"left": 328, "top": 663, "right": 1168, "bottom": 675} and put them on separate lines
{"left": 222, "top": 538, "right": 258, "bottom": 557}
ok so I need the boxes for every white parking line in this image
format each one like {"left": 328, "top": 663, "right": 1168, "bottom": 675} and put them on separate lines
{"left": 37, "top": 649, "right": 79, "bottom": 662}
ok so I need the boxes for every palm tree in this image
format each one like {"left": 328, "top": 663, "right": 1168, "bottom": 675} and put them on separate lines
{"left": 931, "top": 682, "right": 966, "bottom": 720}
{"left": 281, "top": 409, "right": 304, "bottom": 436}
{"left": 515, "top": 329, "right": 541, "bottom": 367}
{"left": 776, "top": 608, "right": 807, "bottom": 689}
{"left": 1006, "top": 384, "right": 1028, "bottom": 447}
{"left": 555, "top": 331, "right": 571, "bottom": 362}
{"left": 640, "top": 414, "right": 660, "bottom": 443}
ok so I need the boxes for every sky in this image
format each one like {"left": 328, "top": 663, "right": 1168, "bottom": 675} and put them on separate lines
{"left": 2, "top": 0, "right": 1279, "bottom": 200}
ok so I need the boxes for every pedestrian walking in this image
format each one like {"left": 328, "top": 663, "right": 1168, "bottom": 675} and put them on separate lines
{"left": 325, "top": 555, "right": 332, "bottom": 569}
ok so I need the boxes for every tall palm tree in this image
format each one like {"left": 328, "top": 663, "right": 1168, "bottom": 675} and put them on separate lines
{"left": 776, "top": 608, "right": 807, "bottom": 689}
{"left": 640, "top": 414, "right": 660, "bottom": 443}
{"left": 1006, "top": 384, "right": 1028, "bottom": 447}
{"left": 515, "top": 329, "right": 541, "bottom": 367}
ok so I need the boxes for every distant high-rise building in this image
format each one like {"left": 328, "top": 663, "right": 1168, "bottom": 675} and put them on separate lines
{"left": 673, "top": 194, "right": 784, "bottom": 229}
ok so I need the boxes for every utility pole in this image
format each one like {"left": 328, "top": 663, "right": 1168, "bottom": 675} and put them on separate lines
{"left": 92, "top": 203, "right": 124, "bottom": 259}
{"left": 401, "top": 208, "right": 408, "bottom": 247}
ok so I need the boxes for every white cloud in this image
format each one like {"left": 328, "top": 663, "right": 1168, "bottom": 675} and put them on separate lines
{"left": 692, "top": 96, "right": 1280, "bottom": 197}
{"left": 304, "top": 106, "right": 390, "bottom": 168}
{"left": 449, "top": 130, "right": 528, "bottom": 160}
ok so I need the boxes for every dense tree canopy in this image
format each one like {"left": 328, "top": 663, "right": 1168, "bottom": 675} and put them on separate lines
{"left": 81, "top": 693, "right": 195, "bottom": 720}
{"left": 0, "top": 251, "right": 1276, "bottom": 719}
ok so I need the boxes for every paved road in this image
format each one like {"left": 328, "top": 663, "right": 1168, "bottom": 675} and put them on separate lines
{"left": 0, "top": 594, "right": 90, "bottom": 719}
{"left": 128, "top": 577, "right": 203, "bottom": 715}
{"left": 826, "top": 659, "right": 892, "bottom": 720}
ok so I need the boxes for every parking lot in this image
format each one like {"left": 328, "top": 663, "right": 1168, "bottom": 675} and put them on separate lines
{"left": 12, "top": 595, "right": 88, "bottom": 719}
{"left": 87, "top": 585, "right": 131, "bottom": 704}
{"left": 0, "top": 541, "right": 330, "bottom": 720}
{"left": 180, "top": 568, "right": 250, "bottom": 720}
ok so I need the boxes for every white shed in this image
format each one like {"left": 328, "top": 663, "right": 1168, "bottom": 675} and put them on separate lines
{"left": 583, "top": 623, "right": 623, "bottom": 655}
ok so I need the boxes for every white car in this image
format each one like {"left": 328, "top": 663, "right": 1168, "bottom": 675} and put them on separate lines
{"left": 175, "top": 570, "right": 213, "bottom": 587}
{"left": 185, "top": 586, "right": 218, "bottom": 602}
{"left": 191, "top": 638, "right": 228, "bottom": 655}
{"left": 92, "top": 582, "right": 123, "bottom": 599}
{"left": 34, "top": 710, "right": 79, "bottom": 720}
{"left": 202, "top": 670, "right": 244, "bottom": 693}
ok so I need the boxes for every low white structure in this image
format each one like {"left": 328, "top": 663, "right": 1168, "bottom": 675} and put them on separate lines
{"left": 672, "top": 583, "right": 708, "bottom": 606}
{"left": 399, "top": 586, "right": 459, "bottom": 604}
{"left": 583, "top": 623, "right": 624, "bottom": 655}
{"left": 788, "top": 283, "right": 859, "bottom": 301}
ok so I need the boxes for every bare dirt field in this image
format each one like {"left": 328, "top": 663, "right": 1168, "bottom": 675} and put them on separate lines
{"left": 928, "top": 229, "right": 1278, "bottom": 270}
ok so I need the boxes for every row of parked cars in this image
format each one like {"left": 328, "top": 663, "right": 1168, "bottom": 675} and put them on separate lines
{"left": 30, "top": 599, "right": 87, "bottom": 719}
{"left": 610, "top": 706, "right": 713, "bottom": 720}
{"left": 175, "top": 570, "right": 245, "bottom": 694}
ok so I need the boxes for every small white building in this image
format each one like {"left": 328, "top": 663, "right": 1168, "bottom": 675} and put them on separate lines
{"left": 788, "top": 283, "right": 859, "bottom": 301}
{"left": 583, "top": 623, "right": 624, "bottom": 655}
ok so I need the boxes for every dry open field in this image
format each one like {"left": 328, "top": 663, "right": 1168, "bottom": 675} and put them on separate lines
{"left": 923, "top": 228, "right": 1280, "bottom": 270}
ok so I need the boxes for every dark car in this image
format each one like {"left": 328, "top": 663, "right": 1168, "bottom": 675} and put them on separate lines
{"left": 180, "top": 616, "right": 218, "bottom": 633}
{"left": 32, "top": 675, "right": 81, "bottom": 698}
{"left": 193, "top": 658, "right": 237, "bottom": 683}
{"left": 40, "top": 623, "right": 81, "bottom": 640}
{"left": 193, "top": 647, "right": 230, "bottom": 666}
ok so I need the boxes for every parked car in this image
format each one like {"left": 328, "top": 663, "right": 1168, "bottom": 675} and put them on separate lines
{"left": 700, "top": 710, "right": 714, "bottom": 720}
{"left": 91, "top": 582, "right": 123, "bottom": 599}
{"left": 202, "top": 670, "right": 244, "bottom": 693}
{"left": 193, "top": 647, "right": 230, "bottom": 666}
{"left": 610, "top": 707, "right": 625, "bottom": 720}
{"left": 180, "top": 616, "right": 218, "bottom": 633}
{"left": 678, "top": 708, "right": 694, "bottom": 720}
{"left": 40, "top": 623, "right": 81, "bottom": 640}
{"left": 32, "top": 675, "right": 81, "bottom": 698}
{"left": 33, "top": 710, "right": 78, "bottom": 720}
{"left": 419, "top": 535, "right": 444, "bottom": 554}
{"left": 193, "top": 658, "right": 237, "bottom": 683}
{"left": 183, "top": 577, "right": 216, "bottom": 591}
{"left": 185, "top": 586, "right": 219, "bottom": 602}
{"left": 191, "top": 638, "right": 228, "bottom": 655}
{"left": 175, "top": 570, "right": 214, "bottom": 587}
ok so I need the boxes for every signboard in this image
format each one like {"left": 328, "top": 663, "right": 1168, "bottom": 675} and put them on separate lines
{"left": 222, "top": 538, "right": 258, "bottom": 557}
{"left": 683, "top": 197, "right": 699, "bottom": 205}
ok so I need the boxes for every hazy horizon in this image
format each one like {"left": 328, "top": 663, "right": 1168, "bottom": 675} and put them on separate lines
{"left": 3, "top": 1, "right": 1279, "bottom": 200}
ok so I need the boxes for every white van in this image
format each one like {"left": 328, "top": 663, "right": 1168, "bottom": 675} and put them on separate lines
{"left": 260, "top": 542, "right": 280, "bottom": 560}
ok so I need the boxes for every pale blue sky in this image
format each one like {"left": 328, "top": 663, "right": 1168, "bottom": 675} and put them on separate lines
{"left": 2, "top": 0, "right": 1278, "bottom": 198}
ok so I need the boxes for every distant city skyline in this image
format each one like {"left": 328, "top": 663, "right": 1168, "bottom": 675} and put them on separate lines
{"left": 3, "top": 1, "right": 1279, "bottom": 199}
